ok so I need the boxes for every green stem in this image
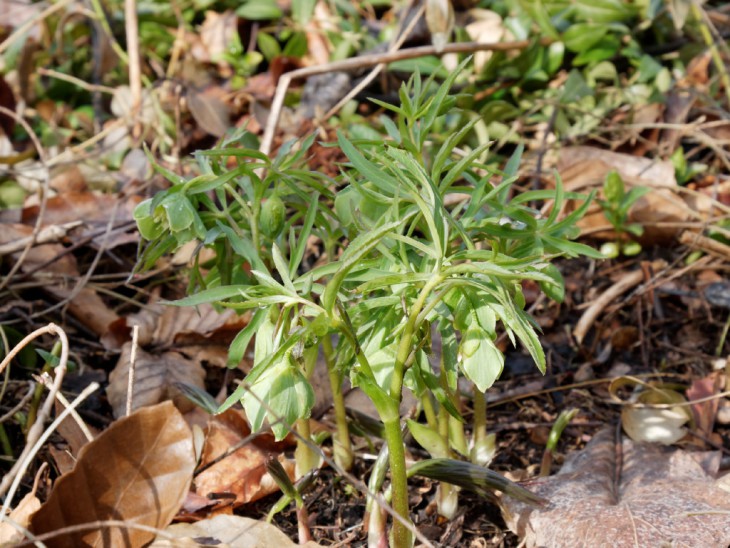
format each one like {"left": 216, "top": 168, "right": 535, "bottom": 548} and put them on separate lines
{"left": 383, "top": 418, "right": 412, "bottom": 548}
{"left": 471, "top": 386, "right": 487, "bottom": 463}
{"left": 0, "top": 424, "right": 12, "bottom": 457}
{"left": 421, "top": 392, "right": 438, "bottom": 431}
{"left": 25, "top": 341, "right": 61, "bottom": 434}
{"left": 390, "top": 274, "right": 444, "bottom": 401}
{"left": 322, "top": 335, "right": 354, "bottom": 471}
{"left": 295, "top": 346, "right": 320, "bottom": 476}
{"left": 295, "top": 419, "right": 317, "bottom": 477}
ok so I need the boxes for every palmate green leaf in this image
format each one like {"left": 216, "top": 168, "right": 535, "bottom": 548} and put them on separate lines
{"left": 241, "top": 355, "right": 314, "bottom": 440}
{"left": 322, "top": 220, "right": 404, "bottom": 315}
{"left": 459, "top": 327, "right": 504, "bottom": 392}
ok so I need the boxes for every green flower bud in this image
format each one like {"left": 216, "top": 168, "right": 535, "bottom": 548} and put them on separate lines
{"left": 260, "top": 194, "right": 286, "bottom": 237}
{"left": 603, "top": 170, "right": 624, "bottom": 203}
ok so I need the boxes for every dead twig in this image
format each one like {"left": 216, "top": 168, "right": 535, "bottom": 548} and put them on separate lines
{"left": 260, "top": 37, "right": 553, "bottom": 156}
{"left": 124, "top": 0, "right": 142, "bottom": 138}
{"left": 0, "top": 324, "right": 71, "bottom": 506}
{"left": 573, "top": 261, "right": 666, "bottom": 344}
{"left": 0, "top": 106, "right": 50, "bottom": 293}
{"left": 680, "top": 229, "right": 730, "bottom": 259}
{"left": 126, "top": 325, "right": 140, "bottom": 416}
{"left": 0, "top": 222, "right": 84, "bottom": 257}
{"left": 321, "top": 3, "right": 426, "bottom": 121}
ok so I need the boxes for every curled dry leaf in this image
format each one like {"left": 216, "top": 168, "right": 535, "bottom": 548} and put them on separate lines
{"left": 192, "top": 409, "right": 297, "bottom": 510}
{"left": 103, "top": 291, "right": 248, "bottom": 357}
{"left": 150, "top": 515, "right": 322, "bottom": 547}
{"left": 107, "top": 342, "right": 206, "bottom": 418}
{"left": 187, "top": 90, "right": 230, "bottom": 138}
{"left": 30, "top": 402, "right": 195, "bottom": 548}
{"left": 0, "top": 493, "right": 41, "bottom": 545}
{"left": 503, "top": 428, "right": 730, "bottom": 547}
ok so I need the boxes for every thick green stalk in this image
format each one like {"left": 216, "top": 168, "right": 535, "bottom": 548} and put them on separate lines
{"left": 295, "top": 346, "right": 320, "bottom": 477}
{"left": 382, "top": 274, "right": 443, "bottom": 548}
{"left": 436, "top": 384, "right": 458, "bottom": 518}
{"left": 390, "top": 274, "right": 444, "bottom": 400}
{"left": 471, "top": 387, "right": 487, "bottom": 463}
{"left": 421, "top": 392, "right": 438, "bottom": 431}
{"left": 322, "top": 335, "right": 354, "bottom": 471}
{"left": 383, "top": 417, "right": 412, "bottom": 548}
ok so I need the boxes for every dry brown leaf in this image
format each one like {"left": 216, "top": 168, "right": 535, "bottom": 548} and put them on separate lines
{"left": 0, "top": 493, "right": 41, "bottom": 545}
{"left": 0, "top": 224, "right": 119, "bottom": 336}
{"left": 188, "top": 90, "right": 230, "bottom": 137}
{"left": 687, "top": 373, "right": 723, "bottom": 447}
{"left": 107, "top": 343, "right": 206, "bottom": 418}
{"left": 199, "top": 10, "right": 237, "bottom": 60}
{"left": 30, "top": 402, "right": 195, "bottom": 548}
{"left": 21, "top": 191, "right": 140, "bottom": 248}
{"left": 151, "top": 515, "right": 322, "bottom": 547}
{"left": 504, "top": 428, "right": 730, "bottom": 547}
{"left": 193, "top": 410, "right": 296, "bottom": 510}
{"left": 103, "top": 293, "right": 249, "bottom": 365}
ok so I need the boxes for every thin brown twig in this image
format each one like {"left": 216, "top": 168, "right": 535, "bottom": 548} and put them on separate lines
{"left": 0, "top": 0, "right": 75, "bottom": 56}
{"left": 0, "top": 106, "right": 49, "bottom": 293}
{"left": 14, "top": 519, "right": 179, "bottom": 546}
{"left": 0, "top": 222, "right": 84, "bottom": 256}
{"left": 29, "top": 199, "right": 122, "bottom": 320}
{"left": 321, "top": 3, "right": 426, "bottom": 121}
{"left": 0, "top": 324, "right": 70, "bottom": 505}
{"left": 36, "top": 68, "right": 116, "bottom": 95}
{"left": 37, "top": 373, "right": 94, "bottom": 442}
{"left": 260, "top": 37, "right": 552, "bottom": 155}
{"left": 124, "top": 0, "right": 143, "bottom": 137}
{"left": 126, "top": 325, "right": 139, "bottom": 416}
{"left": 0, "top": 382, "right": 36, "bottom": 424}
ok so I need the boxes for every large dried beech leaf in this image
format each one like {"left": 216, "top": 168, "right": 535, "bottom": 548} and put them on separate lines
{"left": 30, "top": 402, "right": 195, "bottom": 548}
{"left": 107, "top": 343, "right": 206, "bottom": 418}
{"left": 193, "top": 410, "right": 295, "bottom": 509}
{"left": 103, "top": 294, "right": 248, "bottom": 361}
{"left": 557, "top": 146, "right": 689, "bottom": 242}
{"left": 150, "top": 515, "right": 322, "bottom": 547}
{"left": 504, "top": 428, "right": 730, "bottom": 547}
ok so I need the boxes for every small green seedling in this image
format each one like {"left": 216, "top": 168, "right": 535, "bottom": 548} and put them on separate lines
{"left": 598, "top": 170, "right": 650, "bottom": 258}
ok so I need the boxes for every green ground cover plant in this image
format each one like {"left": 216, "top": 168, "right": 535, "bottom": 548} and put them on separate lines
{"left": 134, "top": 61, "right": 601, "bottom": 547}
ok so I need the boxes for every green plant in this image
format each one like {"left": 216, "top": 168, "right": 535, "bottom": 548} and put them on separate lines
{"left": 134, "top": 59, "right": 599, "bottom": 547}
{"left": 597, "top": 170, "right": 650, "bottom": 258}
